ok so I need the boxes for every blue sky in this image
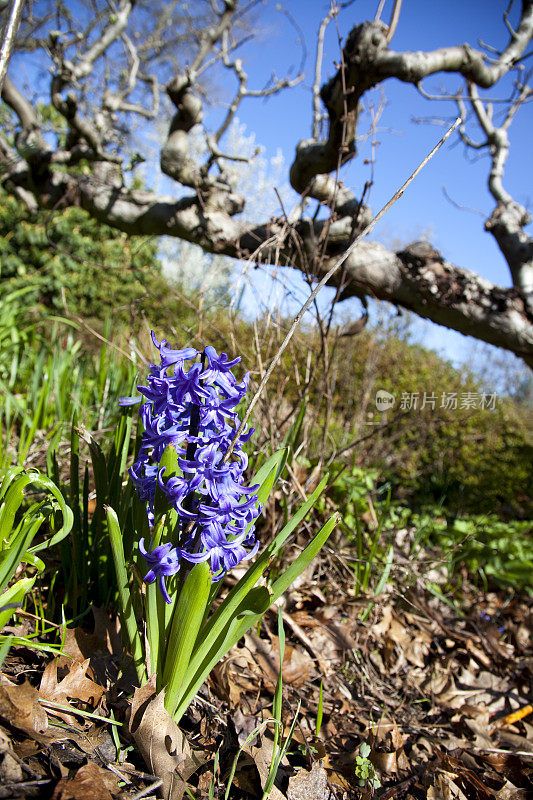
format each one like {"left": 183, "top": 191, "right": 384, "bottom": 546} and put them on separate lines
{"left": 208, "top": 0, "right": 532, "bottom": 368}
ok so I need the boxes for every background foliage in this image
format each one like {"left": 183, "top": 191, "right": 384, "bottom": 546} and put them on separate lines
{"left": 0, "top": 190, "right": 174, "bottom": 329}
{"left": 0, "top": 194, "right": 531, "bottom": 599}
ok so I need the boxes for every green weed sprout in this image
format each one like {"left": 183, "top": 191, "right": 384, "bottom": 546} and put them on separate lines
{"left": 0, "top": 466, "right": 73, "bottom": 652}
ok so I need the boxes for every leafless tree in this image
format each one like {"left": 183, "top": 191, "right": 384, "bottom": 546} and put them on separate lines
{"left": 1, "top": 0, "right": 532, "bottom": 365}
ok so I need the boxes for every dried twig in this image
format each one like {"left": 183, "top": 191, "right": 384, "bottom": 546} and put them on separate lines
{"left": 224, "top": 118, "right": 461, "bottom": 461}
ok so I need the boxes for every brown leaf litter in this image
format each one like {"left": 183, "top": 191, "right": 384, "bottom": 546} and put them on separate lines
{"left": 129, "top": 674, "right": 206, "bottom": 800}
{"left": 0, "top": 557, "right": 531, "bottom": 798}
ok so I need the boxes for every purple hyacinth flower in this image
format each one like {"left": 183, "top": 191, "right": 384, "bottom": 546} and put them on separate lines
{"left": 198, "top": 493, "right": 259, "bottom": 527}
{"left": 126, "top": 332, "right": 262, "bottom": 599}
{"left": 181, "top": 521, "right": 259, "bottom": 580}
{"left": 151, "top": 331, "right": 198, "bottom": 369}
{"left": 119, "top": 395, "right": 142, "bottom": 407}
{"left": 139, "top": 539, "right": 181, "bottom": 604}
{"left": 130, "top": 459, "right": 159, "bottom": 503}
{"left": 179, "top": 444, "right": 257, "bottom": 501}
{"left": 138, "top": 403, "right": 186, "bottom": 462}
{"left": 202, "top": 346, "right": 241, "bottom": 394}
{"left": 157, "top": 470, "right": 199, "bottom": 519}
{"left": 170, "top": 362, "right": 211, "bottom": 405}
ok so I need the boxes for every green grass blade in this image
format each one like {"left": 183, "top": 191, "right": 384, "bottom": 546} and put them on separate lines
{"left": 273, "top": 606, "right": 284, "bottom": 724}
{"left": 173, "top": 585, "right": 272, "bottom": 723}
{"left": 143, "top": 515, "right": 169, "bottom": 680}
{"left": 145, "top": 580, "right": 160, "bottom": 678}
{"left": 163, "top": 561, "right": 212, "bottom": 717}
{"left": 173, "top": 476, "right": 329, "bottom": 722}
{"left": 0, "top": 635, "right": 13, "bottom": 670}
{"left": 315, "top": 679, "right": 324, "bottom": 737}
{"left": 268, "top": 513, "right": 339, "bottom": 602}
{"left": 105, "top": 505, "right": 146, "bottom": 684}
{"left": 264, "top": 605, "right": 284, "bottom": 798}
{"left": 266, "top": 699, "right": 301, "bottom": 798}
{"left": 0, "top": 576, "right": 36, "bottom": 629}
{"left": 25, "top": 473, "right": 74, "bottom": 552}
{"left": 249, "top": 448, "right": 287, "bottom": 489}
{"left": 0, "top": 473, "right": 33, "bottom": 541}
{"left": 19, "top": 370, "right": 51, "bottom": 465}
{"left": 190, "top": 476, "right": 329, "bottom": 668}
{"left": 0, "top": 513, "right": 46, "bottom": 593}
{"left": 76, "top": 426, "right": 109, "bottom": 514}
{"left": 360, "top": 545, "right": 394, "bottom": 622}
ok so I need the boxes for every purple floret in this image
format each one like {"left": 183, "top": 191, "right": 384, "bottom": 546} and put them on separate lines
{"left": 139, "top": 539, "right": 181, "bottom": 604}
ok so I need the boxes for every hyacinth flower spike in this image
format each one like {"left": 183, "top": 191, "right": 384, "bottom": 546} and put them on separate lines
{"left": 149, "top": 331, "right": 198, "bottom": 369}
{"left": 127, "top": 332, "right": 260, "bottom": 602}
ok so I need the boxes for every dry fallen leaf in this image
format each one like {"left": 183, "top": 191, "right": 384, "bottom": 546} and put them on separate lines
{"left": 427, "top": 771, "right": 469, "bottom": 800}
{"left": 39, "top": 658, "right": 104, "bottom": 723}
{"left": 368, "top": 720, "right": 409, "bottom": 776}
{"left": 0, "top": 726, "right": 23, "bottom": 784}
{"left": 374, "top": 605, "right": 394, "bottom": 637}
{"left": 433, "top": 750, "right": 494, "bottom": 800}
{"left": 0, "top": 676, "right": 49, "bottom": 738}
{"left": 212, "top": 646, "right": 258, "bottom": 707}
{"left": 129, "top": 675, "right": 205, "bottom": 800}
{"left": 59, "top": 609, "right": 121, "bottom": 666}
{"left": 244, "top": 632, "right": 314, "bottom": 690}
{"left": 243, "top": 733, "right": 287, "bottom": 800}
{"left": 287, "top": 761, "right": 330, "bottom": 800}
{"left": 51, "top": 761, "right": 118, "bottom": 800}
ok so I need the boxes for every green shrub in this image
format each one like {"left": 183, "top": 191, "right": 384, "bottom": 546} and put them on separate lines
{"left": 0, "top": 191, "right": 175, "bottom": 328}
{"left": 408, "top": 510, "right": 533, "bottom": 594}
{"left": 1, "top": 188, "right": 531, "bottom": 518}
{"left": 299, "top": 331, "right": 533, "bottom": 516}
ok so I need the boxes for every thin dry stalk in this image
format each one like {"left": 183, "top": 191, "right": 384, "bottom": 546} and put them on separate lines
{"left": 224, "top": 117, "right": 462, "bottom": 462}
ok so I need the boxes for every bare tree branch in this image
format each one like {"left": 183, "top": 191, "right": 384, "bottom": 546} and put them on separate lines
{"left": 290, "top": 0, "right": 533, "bottom": 198}
{"left": 2, "top": 74, "right": 39, "bottom": 131}
{"left": 1, "top": 0, "right": 532, "bottom": 368}
{"left": 465, "top": 80, "right": 533, "bottom": 304}
{"left": 377, "top": 1, "right": 533, "bottom": 87}
{"left": 312, "top": 5, "right": 337, "bottom": 140}
{"left": 72, "top": 0, "right": 133, "bottom": 80}
{"left": 4, "top": 141, "right": 530, "bottom": 368}
{"left": 385, "top": 0, "right": 402, "bottom": 46}
{"left": 0, "top": 0, "right": 24, "bottom": 92}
